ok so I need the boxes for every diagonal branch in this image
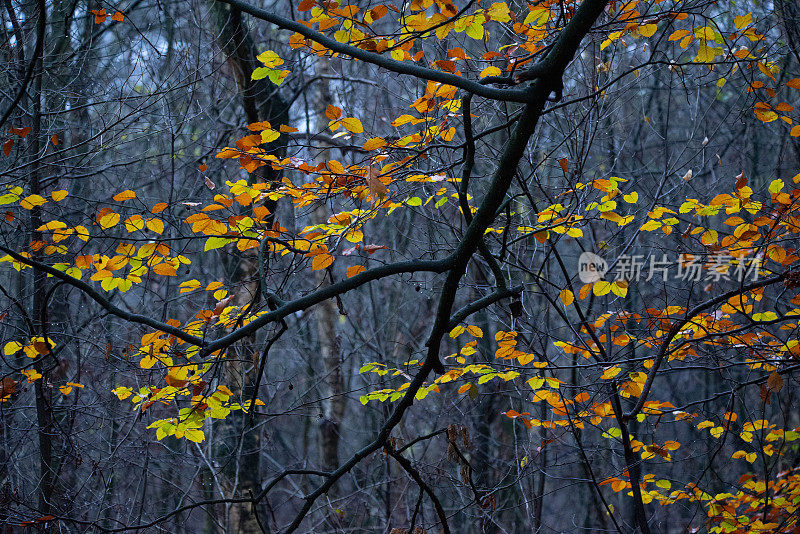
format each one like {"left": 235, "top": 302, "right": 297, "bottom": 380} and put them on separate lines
{"left": 215, "top": 0, "right": 533, "bottom": 103}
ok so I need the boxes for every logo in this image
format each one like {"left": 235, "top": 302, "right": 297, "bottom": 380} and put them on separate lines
{"left": 578, "top": 252, "right": 608, "bottom": 283}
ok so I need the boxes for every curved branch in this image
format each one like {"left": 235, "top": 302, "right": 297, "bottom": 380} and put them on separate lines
{"left": 386, "top": 445, "right": 451, "bottom": 533}
{"left": 624, "top": 272, "right": 788, "bottom": 421}
{"left": 0, "top": 246, "right": 205, "bottom": 346}
{"left": 201, "top": 257, "right": 452, "bottom": 356}
{"left": 215, "top": 0, "right": 533, "bottom": 103}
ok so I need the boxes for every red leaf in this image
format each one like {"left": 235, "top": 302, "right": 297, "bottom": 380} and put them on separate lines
{"left": 8, "top": 127, "right": 31, "bottom": 138}
{"left": 363, "top": 244, "right": 387, "bottom": 254}
{"left": 2, "top": 139, "right": 12, "bottom": 157}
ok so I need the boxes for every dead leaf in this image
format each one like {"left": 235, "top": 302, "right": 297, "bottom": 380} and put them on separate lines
{"left": 767, "top": 371, "right": 783, "bottom": 392}
{"left": 366, "top": 166, "right": 387, "bottom": 199}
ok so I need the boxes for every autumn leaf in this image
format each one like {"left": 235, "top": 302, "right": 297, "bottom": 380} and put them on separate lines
{"left": 113, "top": 190, "right": 136, "bottom": 201}
{"left": 366, "top": 166, "right": 387, "bottom": 199}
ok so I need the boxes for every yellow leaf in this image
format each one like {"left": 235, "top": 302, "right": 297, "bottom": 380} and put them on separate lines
{"left": 734, "top": 13, "right": 752, "bottom": 29}
{"left": 611, "top": 280, "right": 628, "bottom": 298}
{"left": 260, "top": 129, "right": 280, "bottom": 143}
{"left": 36, "top": 220, "right": 68, "bottom": 231}
{"left": 125, "top": 215, "right": 145, "bottom": 232}
{"left": 340, "top": 117, "right": 363, "bottom": 133}
{"left": 701, "top": 229, "right": 718, "bottom": 245}
{"left": 465, "top": 325, "right": 483, "bottom": 338}
{"left": 4, "top": 341, "right": 22, "bottom": 355}
{"left": 450, "top": 326, "right": 465, "bottom": 338}
{"left": 623, "top": 191, "right": 638, "bottom": 203}
{"left": 21, "top": 369, "right": 42, "bottom": 382}
{"left": 480, "top": 66, "right": 502, "bottom": 78}
{"left": 638, "top": 23, "right": 657, "bottom": 37}
{"left": 146, "top": 218, "right": 165, "bottom": 234}
{"left": 593, "top": 281, "right": 612, "bottom": 296}
{"left": 601, "top": 366, "right": 622, "bottom": 379}
{"left": 51, "top": 190, "right": 68, "bottom": 201}
{"left": 179, "top": 280, "right": 201, "bottom": 293}
{"left": 20, "top": 194, "right": 47, "bottom": 209}
{"left": 559, "top": 288, "right": 574, "bottom": 306}
{"left": 668, "top": 29, "right": 690, "bottom": 41}
{"left": 98, "top": 212, "right": 120, "bottom": 229}
{"left": 113, "top": 190, "right": 136, "bottom": 201}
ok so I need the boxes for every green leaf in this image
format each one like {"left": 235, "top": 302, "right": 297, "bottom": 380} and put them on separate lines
{"left": 252, "top": 67, "right": 270, "bottom": 81}
{"left": 205, "top": 237, "right": 233, "bottom": 251}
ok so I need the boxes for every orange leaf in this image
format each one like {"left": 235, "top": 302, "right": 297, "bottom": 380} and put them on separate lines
{"left": 91, "top": 8, "right": 108, "bottom": 23}
{"left": 363, "top": 137, "right": 387, "bottom": 150}
{"left": 51, "top": 134, "right": 59, "bottom": 146}
{"left": 113, "top": 190, "right": 136, "bottom": 201}
{"left": 346, "top": 265, "right": 366, "bottom": 277}
{"left": 153, "top": 263, "right": 177, "bottom": 276}
{"left": 312, "top": 253, "right": 334, "bottom": 270}
{"left": 326, "top": 105, "right": 341, "bottom": 120}
{"left": 110, "top": 11, "right": 124, "bottom": 21}
{"left": 152, "top": 202, "right": 168, "bottom": 214}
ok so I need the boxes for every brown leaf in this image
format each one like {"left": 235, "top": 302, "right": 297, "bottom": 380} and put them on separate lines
{"left": 366, "top": 166, "right": 387, "bottom": 200}
{"left": 191, "top": 380, "right": 207, "bottom": 396}
{"left": 767, "top": 371, "right": 783, "bottom": 392}
{"left": 213, "top": 296, "right": 232, "bottom": 316}
{"left": 204, "top": 176, "right": 216, "bottom": 190}
{"left": 0, "top": 376, "right": 16, "bottom": 399}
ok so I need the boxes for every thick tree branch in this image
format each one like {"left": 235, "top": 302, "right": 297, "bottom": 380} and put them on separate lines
{"left": 215, "top": 0, "right": 533, "bottom": 103}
